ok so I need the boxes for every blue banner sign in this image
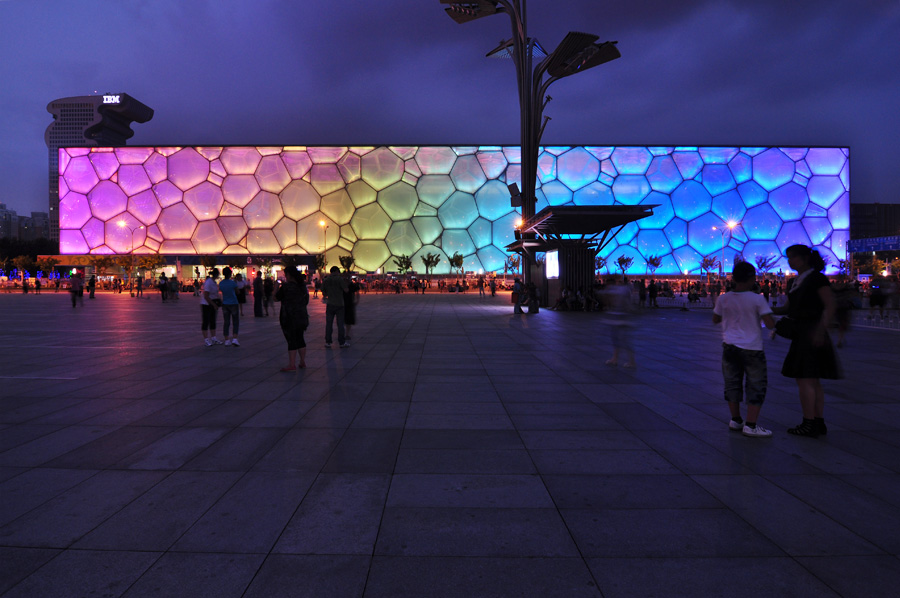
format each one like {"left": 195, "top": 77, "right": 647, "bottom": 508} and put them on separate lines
{"left": 848, "top": 236, "right": 900, "bottom": 252}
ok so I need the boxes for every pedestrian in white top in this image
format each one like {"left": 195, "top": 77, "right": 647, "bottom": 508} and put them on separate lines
{"left": 200, "top": 268, "right": 223, "bottom": 346}
{"left": 712, "top": 262, "right": 777, "bottom": 437}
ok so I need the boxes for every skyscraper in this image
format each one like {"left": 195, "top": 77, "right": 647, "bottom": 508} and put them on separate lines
{"left": 45, "top": 93, "right": 153, "bottom": 241}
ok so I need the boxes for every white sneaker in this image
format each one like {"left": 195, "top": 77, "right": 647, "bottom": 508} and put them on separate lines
{"left": 231, "top": 339, "right": 240, "bottom": 347}
{"left": 204, "top": 338, "right": 213, "bottom": 347}
{"left": 213, "top": 338, "right": 224, "bottom": 345}
{"left": 728, "top": 419, "right": 744, "bottom": 431}
{"left": 743, "top": 424, "right": 773, "bottom": 438}
{"left": 224, "top": 340, "right": 232, "bottom": 346}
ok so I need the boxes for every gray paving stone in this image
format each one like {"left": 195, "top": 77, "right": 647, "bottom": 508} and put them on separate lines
{"left": 530, "top": 449, "right": 680, "bottom": 475}
{"left": 0, "top": 424, "right": 64, "bottom": 452}
{"left": 387, "top": 473, "right": 552, "bottom": 508}
{"left": 322, "top": 428, "right": 402, "bottom": 473}
{"left": 181, "top": 427, "right": 287, "bottom": 471}
{"left": 0, "top": 425, "right": 120, "bottom": 467}
{"left": 518, "top": 430, "right": 648, "bottom": 450}
{"left": 123, "top": 552, "right": 264, "bottom": 598}
{"left": 795, "top": 555, "right": 900, "bottom": 598}
{"left": 0, "top": 547, "right": 61, "bottom": 595}
{"left": 0, "top": 468, "right": 98, "bottom": 527}
{"left": 633, "top": 429, "right": 753, "bottom": 474}
{"left": 243, "top": 554, "right": 370, "bottom": 598}
{"left": 43, "top": 425, "right": 177, "bottom": 469}
{"left": 251, "top": 427, "right": 345, "bottom": 472}
{"left": 543, "top": 474, "right": 723, "bottom": 509}
{"left": 395, "top": 448, "right": 536, "bottom": 474}
{"left": 400, "top": 429, "right": 523, "bottom": 450}
{"left": 274, "top": 473, "right": 390, "bottom": 554}
{"left": 239, "top": 399, "right": 318, "bottom": 427}
{"left": 114, "top": 427, "right": 230, "bottom": 470}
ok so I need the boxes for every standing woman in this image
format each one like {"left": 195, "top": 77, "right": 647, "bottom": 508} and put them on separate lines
{"left": 344, "top": 276, "right": 360, "bottom": 340}
{"left": 775, "top": 244, "right": 841, "bottom": 437}
{"left": 278, "top": 267, "right": 309, "bottom": 371}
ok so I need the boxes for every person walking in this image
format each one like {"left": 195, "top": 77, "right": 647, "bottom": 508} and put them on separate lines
{"left": 235, "top": 273, "right": 247, "bottom": 315}
{"left": 69, "top": 272, "right": 84, "bottom": 308}
{"left": 277, "top": 267, "right": 310, "bottom": 371}
{"left": 201, "top": 268, "right": 223, "bottom": 347}
{"left": 322, "top": 266, "right": 349, "bottom": 348}
{"left": 773, "top": 244, "right": 841, "bottom": 437}
{"left": 87, "top": 275, "right": 96, "bottom": 299}
{"left": 253, "top": 271, "right": 264, "bottom": 317}
{"left": 344, "top": 276, "right": 360, "bottom": 340}
{"left": 219, "top": 267, "right": 241, "bottom": 346}
{"left": 263, "top": 275, "right": 274, "bottom": 316}
{"left": 136, "top": 276, "right": 143, "bottom": 298}
{"left": 712, "top": 262, "right": 776, "bottom": 437}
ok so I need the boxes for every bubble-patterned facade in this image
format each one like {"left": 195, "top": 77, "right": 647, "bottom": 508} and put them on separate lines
{"left": 58, "top": 146, "right": 849, "bottom": 275}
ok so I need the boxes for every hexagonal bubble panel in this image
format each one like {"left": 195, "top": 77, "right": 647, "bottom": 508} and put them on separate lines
{"left": 297, "top": 213, "right": 338, "bottom": 252}
{"left": 828, "top": 193, "right": 849, "bottom": 229}
{"left": 688, "top": 213, "right": 733, "bottom": 257}
{"left": 464, "top": 253, "right": 484, "bottom": 273}
{"left": 573, "top": 181, "right": 614, "bottom": 206}
{"left": 671, "top": 181, "right": 712, "bottom": 221}
{"left": 158, "top": 203, "right": 199, "bottom": 239}
{"left": 450, "top": 155, "right": 487, "bottom": 194}
{"left": 60, "top": 230, "right": 89, "bottom": 254}
{"left": 701, "top": 165, "right": 736, "bottom": 196}
{"left": 157, "top": 240, "right": 196, "bottom": 254}
{"left": 475, "top": 245, "right": 506, "bottom": 272}
{"left": 438, "top": 191, "right": 478, "bottom": 230}
{"left": 282, "top": 150, "right": 312, "bottom": 178}
{"left": 221, "top": 175, "right": 261, "bottom": 209}
{"left": 82, "top": 217, "right": 106, "bottom": 249}
{"left": 611, "top": 147, "right": 652, "bottom": 175}
{"left": 244, "top": 191, "right": 284, "bottom": 229}
{"left": 318, "top": 189, "right": 354, "bottom": 226}
{"left": 168, "top": 148, "right": 210, "bottom": 191}
{"left": 537, "top": 152, "right": 557, "bottom": 183}
{"left": 699, "top": 147, "right": 738, "bottom": 164}
{"left": 341, "top": 224, "right": 357, "bottom": 243}
{"left": 416, "top": 175, "right": 456, "bottom": 209}
{"left": 637, "top": 192, "right": 674, "bottom": 229}
{"left": 492, "top": 211, "right": 520, "bottom": 250}
{"left": 728, "top": 152, "right": 752, "bottom": 184}
{"left": 672, "top": 245, "right": 703, "bottom": 275}
{"left": 737, "top": 180, "right": 767, "bottom": 209}
{"left": 246, "top": 229, "right": 281, "bottom": 254}
{"left": 210, "top": 159, "right": 227, "bottom": 178}
{"left": 114, "top": 147, "right": 153, "bottom": 165}
{"left": 218, "top": 216, "right": 249, "bottom": 245}
{"left": 614, "top": 221, "right": 639, "bottom": 245}
{"left": 351, "top": 203, "right": 392, "bottom": 239}
{"left": 222, "top": 244, "right": 248, "bottom": 255}
{"left": 829, "top": 230, "right": 849, "bottom": 257}
{"left": 537, "top": 180, "right": 570, "bottom": 206}
{"left": 280, "top": 180, "right": 320, "bottom": 221}
{"left": 740, "top": 240, "right": 781, "bottom": 267}
{"left": 88, "top": 180, "right": 128, "bottom": 221}
{"left": 347, "top": 180, "right": 377, "bottom": 208}
{"left": 219, "top": 202, "right": 242, "bottom": 217}
{"left": 378, "top": 181, "right": 418, "bottom": 220}
{"left": 775, "top": 221, "right": 811, "bottom": 254}
{"left": 144, "top": 152, "right": 168, "bottom": 184}
{"left": 127, "top": 189, "right": 162, "bottom": 226}
{"left": 64, "top": 156, "right": 100, "bottom": 194}
{"left": 742, "top": 203, "right": 782, "bottom": 241}
{"left": 385, "top": 221, "right": 423, "bottom": 256}
{"left": 415, "top": 147, "right": 457, "bottom": 174}
{"left": 752, "top": 148, "right": 794, "bottom": 192}
{"left": 337, "top": 152, "right": 361, "bottom": 183}
{"left": 390, "top": 146, "right": 417, "bottom": 160}
{"left": 806, "top": 176, "right": 844, "bottom": 209}
{"left": 468, "top": 217, "right": 493, "bottom": 249}
{"left": 117, "top": 164, "right": 152, "bottom": 196}
{"left": 310, "top": 164, "right": 345, "bottom": 196}
{"left": 636, "top": 229, "right": 672, "bottom": 257}
{"left": 255, "top": 155, "right": 291, "bottom": 193}
{"left": 59, "top": 192, "right": 91, "bottom": 229}
{"left": 612, "top": 175, "right": 651, "bottom": 205}
{"left": 308, "top": 147, "right": 347, "bottom": 163}
{"left": 805, "top": 148, "right": 845, "bottom": 175}
{"left": 191, "top": 221, "right": 228, "bottom": 254}
{"left": 664, "top": 218, "right": 688, "bottom": 249}
{"left": 606, "top": 244, "right": 646, "bottom": 275}
{"left": 802, "top": 218, "right": 833, "bottom": 246}
{"left": 103, "top": 214, "right": 145, "bottom": 254}
{"left": 361, "top": 147, "right": 404, "bottom": 191}
{"left": 673, "top": 151, "right": 703, "bottom": 180}
{"left": 768, "top": 182, "right": 808, "bottom": 221}
{"left": 412, "top": 245, "right": 451, "bottom": 274}
{"left": 472, "top": 180, "right": 512, "bottom": 221}
{"left": 477, "top": 151, "right": 507, "bottom": 179}
{"left": 711, "top": 190, "right": 746, "bottom": 224}
{"left": 353, "top": 240, "right": 391, "bottom": 272}
{"left": 89, "top": 152, "right": 119, "bottom": 180}
{"left": 441, "top": 229, "right": 476, "bottom": 257}
{"left": 412, "top": 216, "right": 443, "bottom": 245}
{"left": 220, "top": 147, "right": 261, "bottom": 175}
{"left": 272, "top": 218, "right": 297, "bottom": 249}
{"left": 183, "top": 181, "right": 224, "bottom": 221}
{"left": 556, "top": 147, "right": 600, "bottom": 191}
{"left": 646, "top": 156, "right": 682, "bottom": 193}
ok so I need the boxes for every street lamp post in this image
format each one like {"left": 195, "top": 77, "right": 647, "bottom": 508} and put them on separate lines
{"left": 439, "top": 1, "right": 620, "bottom": 285}
{"left": 712, "top": 220, "right": 738, "bottom": 280}
{"left": 117, "top": 220, "right": 144, "bottom": 297}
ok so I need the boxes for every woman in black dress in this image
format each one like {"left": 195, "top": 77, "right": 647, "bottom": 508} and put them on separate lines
{"left": 343, "top": 277, "right": 360, "bottom": 340}
{"left": 775, "top": 245, "right": 841, "bottom": 437}
{"left": 278, "top": 267, "right": 309, "bottom": 371}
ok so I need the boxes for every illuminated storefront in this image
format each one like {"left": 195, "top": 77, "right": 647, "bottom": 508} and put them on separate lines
{"left": 58, "top": 146, "right": 849, "bottom": 275}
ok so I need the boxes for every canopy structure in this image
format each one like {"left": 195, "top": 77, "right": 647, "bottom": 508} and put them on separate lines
{"left": 505, "top": 204, "right": 657, "bottom": 255}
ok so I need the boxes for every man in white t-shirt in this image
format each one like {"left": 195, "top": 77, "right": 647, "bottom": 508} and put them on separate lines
{"left": 713, "top": 262, "right": 776, "bottom": 437}
{"left": 200, "top": 268, "right": 223, "bottom": 347}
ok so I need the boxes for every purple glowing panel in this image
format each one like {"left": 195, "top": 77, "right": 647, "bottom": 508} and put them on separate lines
{"left": 58, "top": 146, "right": 849, "bottom": 274}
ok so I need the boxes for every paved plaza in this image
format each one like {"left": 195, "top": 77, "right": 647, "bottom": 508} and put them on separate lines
{"left": 1, "top": 289, "right": 899, "bottom": 597}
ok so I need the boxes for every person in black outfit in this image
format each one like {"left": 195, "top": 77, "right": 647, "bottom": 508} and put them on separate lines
{"left": 774, "top": 244, "right": 841, "bottom": 437}
{"left": 278, "top": 268, "right": 309, "bottom": 371}
{"left": 263, "top": 276, "right": 274, "bottom": 316}
{"left": 253, "top": 271, "right": 264, "bottom": 317}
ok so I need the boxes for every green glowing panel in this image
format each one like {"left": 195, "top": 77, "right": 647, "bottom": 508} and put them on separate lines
{"left": 353, "top": 240, "right": 391, "bottom": 271}
{"left": 377, "top": 181, "right": 418, "bottom": 220}
{"left": 385, "top": 221, "right": 423, "bottom": 256}
{"left": 351, "top": 203, "right": 392, "bottom": 239}
{"left": 438, "top": 191, "right": 478, "bottom": 229}
{"left": 412, "top": 216, "right": 443, "bottom": 245}
{"left": 361, "top": 147, "right": 404, "bottom": 191}
{"left": 416, "top": 175, "right": 455, "bottom": 208}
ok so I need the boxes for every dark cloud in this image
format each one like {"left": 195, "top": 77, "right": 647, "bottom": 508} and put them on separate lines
{"left": 0, "top": 0, "right": 897, "bottom": 214}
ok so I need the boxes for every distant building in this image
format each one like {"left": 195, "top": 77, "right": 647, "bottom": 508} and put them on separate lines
{"left": 44, "top": 94, "right": 153, "bottom": 242}
{"left": 0, "top": 203, "right": 17, "bottom": 239}
{"left": 0, "top": 204, "right": 50, "bottom": 241}
{"left": 850, "top": 203, "right": 900, "bottom": 239}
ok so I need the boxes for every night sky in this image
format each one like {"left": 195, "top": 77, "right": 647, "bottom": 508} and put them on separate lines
{"left": 1, "top": 0, "right": 898, "bottom": 216}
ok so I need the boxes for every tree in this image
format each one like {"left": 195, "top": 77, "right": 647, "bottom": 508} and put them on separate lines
{"left": 449, "top": 252, "right": 465, "bottom": 277}
{"left": 754, "top": 254, "right": 778, "bottom": 276}
{"left": 88, "top": 255, "right": 116, "bottom": 276}
{"left": 505, "top": 255, "right": 520, "bottom": 278}
{"left": 226, "top": 257, "right": 246, "bottom": 274}
{"left": 115, "top": 255, "right": 134, "bottom": 278}
{"left": 595, "top": 255, "right": 608, "bottom": 277}
{"left": 420, "top": 252, "right": 440, "bottom": 278}
{"left": 252, "top": 256, "right": 273, "bottom": 278}
{"left": 393, "top": 254, "right": 413, "bottom": 275}
{"left": 35, "top": 256, "right": 59, "bottom": 277}
{"left": 700, "top": 256, "right": 719, "bottom": 281}
{"left": 646, "top": 255, "right": 662, "bottom": 276}
{"left": 13, "top": 255, "right": 36, "bottom": 279}
{"left": 137, "top": 255, "right": 166, "bottom": 276}
{"left": 315, "top": 253, "right": 327, "bottom": 276}
{"left": 616, "top": 255, "right": 633, "bottom": 280}
{"left": 199, "top": 255, "right": 218, "bottom": 276}
{"left": 339, "top": 254, "right": 355, "bottom": 273}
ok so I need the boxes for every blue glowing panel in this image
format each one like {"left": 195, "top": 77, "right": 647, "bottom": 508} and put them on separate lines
{"left": 805, "top": 148, "right": 846, "bottom": 175}
{"left": 492, "top": 211, "right": 520, "bottom": 250}
{"left": 477, "top": 245, "right": 507, "bottom": 272}
{"left": 728, "top": 153, "right": 752, "bottom": 184}
{"left": 611, "top": 147, "right": 653, "bottom": 175}
{"left": 780, "top": 147, "right": 808, "bottom": 161}
{"left": 468, "top": 217, "right": 493, "bottom": 249}
{"left": 768, "top": 182, "right": 809, "bottom": 221}
{"left": 672, "top": 181, "right": 712, "bottom": 221}
{"left": 646, "top": 156, "right": 682, "bottom": 193}
{"left": 638, "top": 193, "right": 674, "bottom": 229}
{"left": 438, "top": 191, "right": 478, "bottom": 229}
{"left": 806, "top": 176, "right": 845, "bottom": 209}
{"left": 664, "top": 218, "right": 688, "bottom": 249}
{"left": 616, "top": 221, "right": 640, "bottom": 245}
{"left": 828, "top": 193, "right": 850, "bottom": 229}
{"left": 752, "top": 149, "right": 794, "bottom": 191}
{"left": 612, "top": 175, "right": 651, "bottom": 205}
{"left": 542, "top": 180, "right": 573, "bottom": 206}
{"left": 474, "top": 180, "right": 513, "bottom": 221}
{"left": 742, "top": 203, "right": 782, "bottom": 241}
{"left": 701, "top": 164, "right": 736, "bottom": 196}
{"left": 741, "top": 240, "right": 781, "bottom": 267}
{"left": 711, "top": 190, "right": 747, "bottom": 224}
{"left": 737, "top": 180, "right": 768, "bottom": 208}
{"left": 607, "top": 244, "right": 646, "bottom": 274}
{"left": 636, "top": 229, "right": 672, "bottom": 256}
{"left": 699, "top": 147, "right": 739, "bottom": 164}
{"left": 776, "top": 221, "right": 811, "bottom": 253}
{"left": 450, "top": 154, "right": 487, "bottom": 194}
{"left": 442, "top": 229, "right": 476, "bottom": 257}
{"left": 673, "top": 151, "right": 704, "bottom": 180}
{"left": 557, "top": 147, "right": 600, "bottom": 191}
{"left": 803, "top": 218, "right": 833, "bottom": 246}
{"left": 573, "top": 182, "right": 614, "bottom": 205}
{"left": 672, "top": 245, "right": 703, "bottom": 275}
{"left": 688, "top": 213, "right": 732, "bottom": 257}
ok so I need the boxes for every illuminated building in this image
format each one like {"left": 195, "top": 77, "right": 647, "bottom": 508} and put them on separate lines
{"left": 45, "top": 94, "right": 154, "bottom": 242}
{"left": 58, "top": 146, "right": 849, "bottom": 275}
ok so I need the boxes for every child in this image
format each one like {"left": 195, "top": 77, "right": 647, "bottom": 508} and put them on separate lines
{"left": 712, "top": 262, "right": 776, "bottom": 437}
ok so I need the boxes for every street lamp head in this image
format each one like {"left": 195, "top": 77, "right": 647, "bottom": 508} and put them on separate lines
{"left": 319, "top": 220, "right": 326, "bottom": 228}
{"left": 440, "top": 1, "right": 501, "bottom": 25}
{"left": 486, "top": 38, "right": 548, "bottom": 59}
{"left": 727, "top": 221, "right": 738, "bottom": 229}
{"left": 117, "top": 220, "right": 127, "bottom": 228}
{"left": 544, "top": 32, "right": 620, "bottom": 79}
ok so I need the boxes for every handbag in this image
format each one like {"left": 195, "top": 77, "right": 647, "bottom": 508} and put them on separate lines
{"left": 774, "top": 316, "right": 797, "bottom": 339}
{"left": 510, "top": 291, "right": 519, "bottom": 304}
